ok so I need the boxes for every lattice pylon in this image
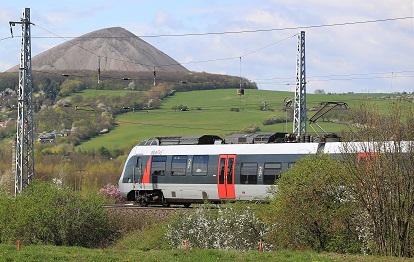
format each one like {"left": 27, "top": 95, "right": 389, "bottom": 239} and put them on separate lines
{"left": 12, "top": 8, "right": 34, "bottom": 195}
{"left": 293, "top": 31, "right": 306, "bottom": 136}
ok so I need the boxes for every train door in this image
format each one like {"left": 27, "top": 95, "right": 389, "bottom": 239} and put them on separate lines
{"left": 217, "top": 155, "right": 236, "bottom": 199}
{"left": 133, "top": 157, "right": 142, "bottom": 187}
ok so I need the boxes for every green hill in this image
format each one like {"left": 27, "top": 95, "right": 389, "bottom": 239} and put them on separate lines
{"left": 78, "top": 89, "right": 409, "bottom": 150}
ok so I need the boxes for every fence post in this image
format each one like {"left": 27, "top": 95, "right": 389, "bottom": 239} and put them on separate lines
{"left": 258, "top": 239, "right": 263, "bottom": 252}
{"left": 183, "top": 240, "right": 189, "bottom": 249}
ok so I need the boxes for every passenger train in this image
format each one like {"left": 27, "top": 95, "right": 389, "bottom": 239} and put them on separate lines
{"left": 118, "top": 133, "right": 345, "bottom": 207}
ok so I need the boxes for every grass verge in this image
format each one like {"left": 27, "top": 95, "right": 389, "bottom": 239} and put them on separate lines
{"left": 1, "top": 244, "right": 412, "bottom": 262}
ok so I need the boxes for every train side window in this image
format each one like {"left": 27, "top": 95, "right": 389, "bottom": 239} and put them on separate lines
{"left": 133, "top": 157, "right": 141, "bottom": 183}
{"left": 151, "top": 156, "right": 167, "bottom": 176}
{"left": 123, "top": 156, "right": 137, "bottom": 183}
{"left": 240, "top": 162, "right": 258, "bottom": 184}
{"left": 219, "top": 158, "right": 225, "bottom": 184}
{"left": 264, "top": 162, "right": 282, "bottom": 185}
{"left": 192, "top": 155, "right": 209, "bottom": 176}
{"left": 171, "top": 155, "right": 187, "bottom": 176}
{"left": 227, "top": 158, "right": 234, "bottom": 184}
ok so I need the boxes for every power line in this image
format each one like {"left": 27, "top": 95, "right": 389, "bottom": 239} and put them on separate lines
{"left": 308, "top": 70, "right": 414, "bottom": 79}
{"left": 29, "top": 16, "right": 414, "bottom": 39}
{"left": 241, "top": 34, "right": 299, "bottom": 57}
{"left": 26, "top": 16, "right": 412, "bottom": 71}
{"left": 6, "top": 17, "right": 412, "bottom": 88}
{"left": 24, "top": 67, "right": 414, "bottom": 87}
{"left": 33, "top": 24, "right": 298, "bottom": 69}
{"left": 34, "top": 24, "right": 157, "bottom": 69}
{"left": 34, "top": 24, "right": 101, "bottom": 60}
{"left": 253, "top": 70, "right": 414, "bottom": 85}
{"left": 0, "top": 36, "right": 13, "bottom": 42}
{"left": 15, "top": 64, "right": 414, "bottom": 88}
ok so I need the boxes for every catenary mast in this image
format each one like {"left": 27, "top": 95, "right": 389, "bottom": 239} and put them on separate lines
{"left": 293, "top": 31, "right": 306, "bottom": 136}
{"left": 9, "top": 8, "right": 35, "bottom": 195}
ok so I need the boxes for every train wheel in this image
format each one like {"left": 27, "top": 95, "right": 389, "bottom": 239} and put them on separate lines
{"left": 183, "top": 203, "right": 191, "bottom": 208}
{"left": 161, "top": 196, "right": 170, "bottom": 207}
{"left": 137, "top": 194, "right": 148, "bottom": 207}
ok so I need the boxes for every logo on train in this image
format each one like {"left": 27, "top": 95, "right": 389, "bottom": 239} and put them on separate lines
{"left": 151, "top": 149, "right": 164, "bottom": 155}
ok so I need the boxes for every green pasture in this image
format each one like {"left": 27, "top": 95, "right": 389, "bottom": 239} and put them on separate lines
{"left": 1, "top": 243, "right": 402, "bottom": 262}
{"left": 78, "top": 89, "right": 409, "bottom": 150}
{"left": 69, "top": 89, "right": 142, "bottom": 99}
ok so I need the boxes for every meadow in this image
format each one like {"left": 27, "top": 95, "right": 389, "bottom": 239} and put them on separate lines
{"left": 1, "top": 243, "right": 410, "bottom": 261}
{"left": 69, "top": 89, "right": 143, "bottom": 99}
{"left": 78, "top": 88, "right": 403, "bottom": 150}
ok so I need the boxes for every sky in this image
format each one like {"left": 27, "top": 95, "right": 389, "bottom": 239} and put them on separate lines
{"left": 0, "top": 0, "right": 413, "bottom": 94}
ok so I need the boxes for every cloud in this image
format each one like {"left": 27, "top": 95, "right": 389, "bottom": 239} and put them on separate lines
{"left": 0, "top": 8, "right": 14, "bottom": 26}
{"left": 153, "top": 9, "right": 185, "bottom": 30}
{"left": 0, "top": 0, "right": 412, "bottom": 93}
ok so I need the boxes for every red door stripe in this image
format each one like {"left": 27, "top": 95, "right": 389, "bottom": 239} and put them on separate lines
{"left": 142, "top": 156, "right": 152, "bottom": 184}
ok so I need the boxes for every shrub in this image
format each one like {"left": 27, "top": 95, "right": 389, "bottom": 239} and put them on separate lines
{"left": 171, "top": 104, "right": 188, "bottom": 111}
{"left": 98, "top": 183, "right": 126, "bottom": 204}
{"left": 262, "top": 115, "right": 285, "bottom": 126}
{"left": 265, "top": 154, "right": 362, "bottom": 253}
{"left": 0, "top": 182, "right": 116, "bottom": 247}
{"left": 166, "top": 204, "right": 270, "bottom": 251}
{"left": 240, "top": 125, "right": 260, "bottom": 133}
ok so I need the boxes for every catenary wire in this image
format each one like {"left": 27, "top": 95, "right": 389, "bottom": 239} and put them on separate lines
{"left": 29, "top": 16, "right": 414, "bottom": 39}
{"left": 4, "top": 17, "right": 412, "bottom": 87}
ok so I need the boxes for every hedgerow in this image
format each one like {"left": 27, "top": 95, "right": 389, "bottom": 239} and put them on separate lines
{"left": 0, "top": 182, "right": 116, "bottom": 248}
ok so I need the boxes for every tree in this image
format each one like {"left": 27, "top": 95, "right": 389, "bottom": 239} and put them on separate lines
{"left": 314, "top": 89, "right": 325, "bottom": 94}
{"left": 265, "top": 153, "right": 362, "bottom": 253}
{"left": 340, "top": 102, "right": 414, "bottom": 257}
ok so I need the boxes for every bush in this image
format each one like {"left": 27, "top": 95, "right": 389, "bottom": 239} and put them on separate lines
{"left": 240, "top": 125, "right": 260, "bottom": 133}
{"left": 0, "top": 182, "right": 116, "bottom": 247}
{"left": 98, "top": 183, "right": 126, "bottom": 204}
{"left": 265, "top": 154, "right": 363, "bottom": 253}
{"left": 166, "top": 203, "right": 270, "bottom": 251}
{"left": 262, "top": 115, "right": 285, "bottom": 126}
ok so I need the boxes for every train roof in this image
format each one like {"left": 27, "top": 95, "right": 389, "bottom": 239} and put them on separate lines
{"left": 136, "top": 133, "right": 343, "bottom": 147}
{"left": 137, "top": 135, "right": 223, "bottom": 146}
{"left": 225, "top": 132, "right": 288, "bottom": 144}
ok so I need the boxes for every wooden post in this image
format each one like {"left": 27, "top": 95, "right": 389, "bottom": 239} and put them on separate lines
{"left": 183, "top": 240, "right": 189, "bottom": 249}
{"left": 258, "top": 239, "right": 263, "bottom": 252}
{"left": 17, "top": 239, "right": 21, "bottom": 250}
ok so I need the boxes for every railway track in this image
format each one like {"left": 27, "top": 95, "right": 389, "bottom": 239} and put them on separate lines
{"left": 103, "top": 203, "right": 192, "bottom": 211}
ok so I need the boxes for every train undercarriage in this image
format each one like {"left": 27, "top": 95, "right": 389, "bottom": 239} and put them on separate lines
{"left": 127, "top": 190, "right": 192, "bottom": 208}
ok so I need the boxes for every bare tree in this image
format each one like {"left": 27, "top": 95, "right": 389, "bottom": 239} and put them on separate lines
{"left": 341, "top": 102, "right": 414, "bottom": 257}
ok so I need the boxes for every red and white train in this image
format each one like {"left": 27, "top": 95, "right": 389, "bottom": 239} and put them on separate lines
{"left": 118, "top": 133, "right": 345, "bottom": 207}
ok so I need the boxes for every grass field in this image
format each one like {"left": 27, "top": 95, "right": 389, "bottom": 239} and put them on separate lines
{"left": 78, "top": 89, "right": 410, "bottom": 150}
{"left": 0, "top": 244, "right": 410, "bottom": 262}
{"left": 69, "top": 89, "right": 142, "bottom": 99}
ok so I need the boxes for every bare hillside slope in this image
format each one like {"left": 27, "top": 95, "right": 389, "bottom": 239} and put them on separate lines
{"left": 7, "top": 27, "right": 187, "bottom": 73}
